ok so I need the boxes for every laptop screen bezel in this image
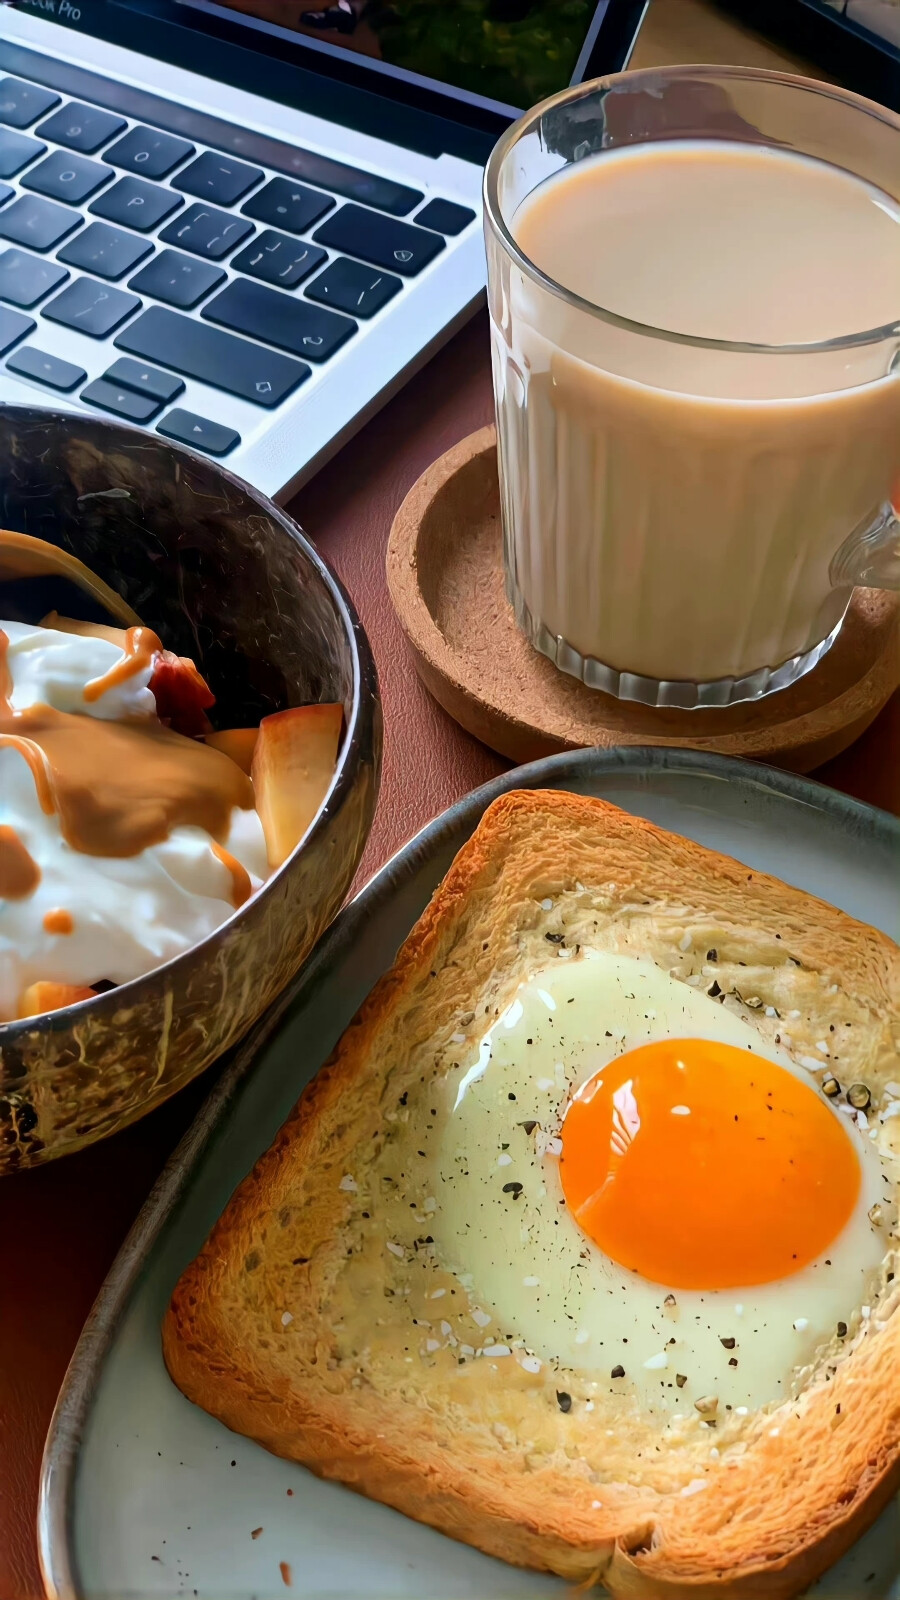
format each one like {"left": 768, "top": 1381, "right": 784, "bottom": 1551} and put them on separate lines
{"left": 172, "top": 0, "right": 649, "bottom": 122}
{"left": 12, "top": 0, "right": 649, "bottom": 156}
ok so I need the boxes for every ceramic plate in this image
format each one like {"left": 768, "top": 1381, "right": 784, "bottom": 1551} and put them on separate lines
{"left": 39, "top": 749, "right": 900, "bottom": 1600}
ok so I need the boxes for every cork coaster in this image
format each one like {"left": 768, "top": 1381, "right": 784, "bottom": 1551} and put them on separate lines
{"left": 387, "top": 426, "right": 900, "bottom": 773}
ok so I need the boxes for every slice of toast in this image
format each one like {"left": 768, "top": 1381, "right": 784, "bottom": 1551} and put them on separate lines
{"left": 164, "top": 791, "right": 900, "bottom": 1597}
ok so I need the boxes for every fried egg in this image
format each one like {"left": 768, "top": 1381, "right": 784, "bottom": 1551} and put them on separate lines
{"left": 423, "top": 949, "right": 892, "bottom": 1417}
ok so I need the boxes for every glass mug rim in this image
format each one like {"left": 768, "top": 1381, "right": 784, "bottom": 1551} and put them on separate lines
{"left": 482, "top": 63, "right": 900, "bottom": 359}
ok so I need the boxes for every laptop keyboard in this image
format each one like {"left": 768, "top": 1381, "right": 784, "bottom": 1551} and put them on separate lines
{"left": 0, "top": 68, "right": 476, "bottom": 457}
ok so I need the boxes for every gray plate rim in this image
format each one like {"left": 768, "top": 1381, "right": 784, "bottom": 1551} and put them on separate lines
{"left": 36, "top": 746, "right": 900, "bottom": 1600}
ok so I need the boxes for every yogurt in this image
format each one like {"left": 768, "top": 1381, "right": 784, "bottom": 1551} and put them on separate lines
{"left": 0, "top": 621, "right": 268, "bottom": 1021}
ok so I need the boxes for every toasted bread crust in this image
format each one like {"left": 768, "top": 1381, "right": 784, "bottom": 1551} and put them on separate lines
{"left": 164, "top": 791, "right": 900, "bottom": 1597}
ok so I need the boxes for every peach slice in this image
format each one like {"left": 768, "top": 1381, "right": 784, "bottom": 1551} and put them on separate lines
{"left": 149, "top": 653, "right": 216, "bottom": 737}
{"left": 41, "top": 612, "right": 128, "bottom": 649}
{"left": 204, "top": 727, "right": 259, "bottom": 775}
{"left": 19, "top": 981, "right": 97, "bottom": 1018}
{"left": 251, "top": 703, "right": 342, "bottom": 869}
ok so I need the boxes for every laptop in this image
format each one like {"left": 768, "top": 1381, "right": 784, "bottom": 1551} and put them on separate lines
{"left": 0, "top": 0, "right": 648, "bottom": 499}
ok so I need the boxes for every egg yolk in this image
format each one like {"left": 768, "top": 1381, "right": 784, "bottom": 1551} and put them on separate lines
{"left": 559, "top": 1039, "right": 860, "bottom": 1289}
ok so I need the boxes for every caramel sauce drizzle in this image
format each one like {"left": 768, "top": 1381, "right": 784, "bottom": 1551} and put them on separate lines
{"left": 0, "top": 729, "right": 54, "bottom": 814}
{"left": 211, "top": 841, "right": 252, "bottom": 909}
{"left": 0, "top": 824, "right": 41, "bottom": 900}
{"left": 0, "top": 629, "right": 12, "bottom": 719}
{"left": 0, "top": 705, "right": 254, "bottom": 858}
{"left": 1, "top": 622, "right": 255, "bottom": 914}
{"left": 83, "top": 625, "right": 162, "bottom": 704}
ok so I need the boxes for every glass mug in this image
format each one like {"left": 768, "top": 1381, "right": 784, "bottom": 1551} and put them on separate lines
{"left": 484, "top": 68, "right": 900, "bottom": 708}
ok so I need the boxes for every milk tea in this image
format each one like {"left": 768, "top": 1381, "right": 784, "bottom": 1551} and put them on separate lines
{"left": 492, "top": 140, "right": 900, "bottom": 689}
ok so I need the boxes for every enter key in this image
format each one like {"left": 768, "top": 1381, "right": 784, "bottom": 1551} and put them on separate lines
{"left": 200, "top": 276, "right": 356, "bottom": 362}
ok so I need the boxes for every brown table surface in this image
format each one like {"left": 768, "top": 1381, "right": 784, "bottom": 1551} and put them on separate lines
{"left": 2, "top": 7, "right": 898, "bottom": 1598}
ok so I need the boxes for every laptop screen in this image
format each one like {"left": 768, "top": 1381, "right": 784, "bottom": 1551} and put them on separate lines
{"left": 817, "top": 0, "right": 900, "bottom": 50}
{"left": 174, "top": 0, "right": 621, "bottom": 117}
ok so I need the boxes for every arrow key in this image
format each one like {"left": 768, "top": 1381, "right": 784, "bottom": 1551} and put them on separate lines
{"left": 102, "top": 357, "right": 185, "bottom": 404}
{"left": 7, "top": 344, "right": 85, "bottom": 392}
{"left": 157, "top": 408, "right": 240, "bottom": 457}
{"left": 82, "top": 376, "right": 162, "bottom": 422}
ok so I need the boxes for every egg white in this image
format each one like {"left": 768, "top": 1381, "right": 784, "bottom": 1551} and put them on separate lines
{"left": 428, "top": 949, "right": 891, "bottom": 1417}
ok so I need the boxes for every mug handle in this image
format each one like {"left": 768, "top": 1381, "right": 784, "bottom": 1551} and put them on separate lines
{"left": 830, "top": 499, "right": 900, "bottom": 591}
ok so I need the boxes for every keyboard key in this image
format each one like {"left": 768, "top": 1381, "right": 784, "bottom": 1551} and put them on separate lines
{"left": 127, "top": 248, "right": 224, "bottom": 309}
{"left": 42, "top": 278, "right": 141, "bottom": 338}
{"left": 82, "top": 377, "right": 162, "bottom": 422}
{"left": 0, "top": 193, "right": 81, "bottom": 251}
{"left": 22, "top": 149, "right": 112, "bottom": 206}
{"left": 202, "top": 276, "right": 354, "bottom": 362}
{"left": 305, "top": 256, "right": 400, "bottom": 318}
{"left": 115, "top": 305, "right": 309, "bottom": 407}
{"left": 89, "top": 176, "right": 183, "bottom": 232}
{"left": 103, "top": 356, "right": 184, "bottom": 404}
{"left": 414, "top": 198, "right": 476, "bottom": 236}
{"left": 174, "top": 151, "right": 263, "bottom": 206}
{"left": 0, "top": 184, "right": 11, "bottom": 207}
{"left": 0, "top": 129, "right": 45, "bottom": 179}
{"left": 103, "top": 125, "right": 194, "bottom": 179}
{"left": 6, "top": 344, "right": 85, "bottom": 392}
{"left": 0, "top": 305, "right": 35, "bottom": 355}
{"left": 231, "top": 231, "right": 326, "bottom": 289}
{"left": 266, "top": 148, "right": 421, "bottom": 217}
{"left": 35, "top": 102, "right": 126, "bottom": 154}
{"left": 0, "top": 248, "right": 68, "bottom": 307}
{"left": 241, "top": 177, "right": 333, "bottom": 236}
{"left": 314, "top": 205, "right": 444, "bottom": 276}
{"left": 156, "top": 409, "right": 238, "bottom": 460}
{"left": 158, "top": 408, "right": 240, "bottom": 456}
{"left": 57, "top": 221, "right": 152, "bottom": 281}
{"left": 159, "top": 204, "right": 253, "bottom": 260}
{"left": 0, "top": 78, "right": 60, "bottom": 130}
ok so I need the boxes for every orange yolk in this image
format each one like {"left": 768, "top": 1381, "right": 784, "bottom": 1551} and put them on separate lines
{"left": 559, "top": 1038, "right": 860, "bottom": 1289}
